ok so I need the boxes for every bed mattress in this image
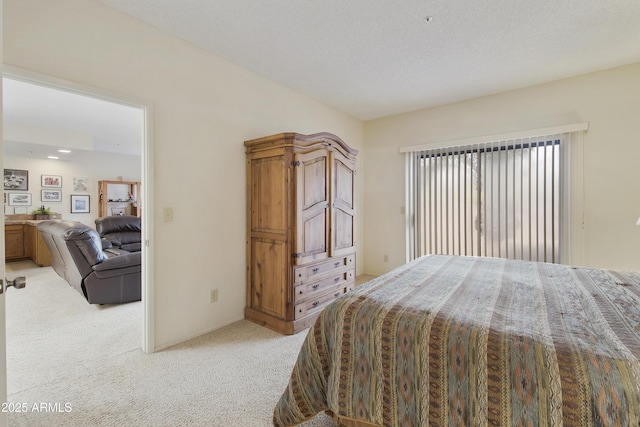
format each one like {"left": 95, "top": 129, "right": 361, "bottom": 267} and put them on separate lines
{"left": 274, "top": 255, "right": 640, "bottom": 426}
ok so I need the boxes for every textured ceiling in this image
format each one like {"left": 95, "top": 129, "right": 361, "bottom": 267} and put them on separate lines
{"left": 4, "top": 0, "right": 640, "bottom": 161}
{"left": 97, "top": 0, "right": 640, "bottom": 120}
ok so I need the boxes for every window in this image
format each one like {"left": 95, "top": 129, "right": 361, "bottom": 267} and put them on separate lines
{"left": 405, "top": 134, "right": 567, "bottom": 263}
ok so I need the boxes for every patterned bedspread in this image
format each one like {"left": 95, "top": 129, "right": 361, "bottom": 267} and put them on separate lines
{"left": 273, "top": 255, "right": 640, "bottom": 427}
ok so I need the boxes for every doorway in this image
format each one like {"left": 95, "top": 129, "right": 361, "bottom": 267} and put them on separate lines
{"left": 2, "top": 68, "right": 154, "bottom": 400}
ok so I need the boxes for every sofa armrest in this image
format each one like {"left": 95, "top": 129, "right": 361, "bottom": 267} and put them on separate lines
{"left": 92, "top": 251, "right": 141, "bottom": 272}
{"left": 101, "top": 238, "right": 113, "bottom": 250}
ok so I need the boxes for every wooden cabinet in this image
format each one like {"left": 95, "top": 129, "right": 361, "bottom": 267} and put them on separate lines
{"left": 245, "top": 132, "right": 357, "bottom": 334}
{"left": 98, "top": 180, "right": 141, "bottom": 217}
{"left": 28, "top": 224, "right": 53, "bottom": 267}
{"left": 5, "top": 224, "right": 26, "bottom": 260}
{"left": 4, "top": 223, "right": 52, "bottom": 266}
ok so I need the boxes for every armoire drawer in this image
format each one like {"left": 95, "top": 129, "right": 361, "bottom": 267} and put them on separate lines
{"left": 294, "top": 254, "right": 355, "bottom": 284}
{"left": 294, "top": 269, "right": 355, "bottom": 302}
{"left": 294, "top": 285, "right": 351, "bottom": 320}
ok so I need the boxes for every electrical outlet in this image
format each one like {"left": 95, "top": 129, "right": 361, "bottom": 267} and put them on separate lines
{"left": 210, "top": 289, "right": 219, "bottom": 303}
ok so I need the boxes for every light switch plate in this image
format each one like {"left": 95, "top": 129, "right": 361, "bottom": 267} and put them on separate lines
{"left": 163, "top": 207, "right": 174, "bottom": 222}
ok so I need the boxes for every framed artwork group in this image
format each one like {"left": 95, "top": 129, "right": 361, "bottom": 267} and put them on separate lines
{"left": 4, "top": 169, "right": 91, "bottom": 214}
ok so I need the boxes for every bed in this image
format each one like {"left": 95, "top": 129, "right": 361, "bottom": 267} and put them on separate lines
{"left": 273, "top": 255, "right": 640, "bottom": 427}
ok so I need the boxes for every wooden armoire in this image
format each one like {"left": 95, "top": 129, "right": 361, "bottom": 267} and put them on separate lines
{"left": 244, "top": 132, "right": 357, "bottom": 334}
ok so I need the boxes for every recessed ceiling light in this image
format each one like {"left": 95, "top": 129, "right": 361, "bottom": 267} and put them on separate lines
{"left": 424, "top": 16, "right": 433, "bottom": 23}
{"left": 58, "top": 149, "right": 71, "bottom": 153}
{"left": 47, "top": 156, "right": 59, "bottom": 160}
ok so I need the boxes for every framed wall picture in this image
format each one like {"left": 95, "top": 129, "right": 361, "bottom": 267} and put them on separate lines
{"left": 42, "top": 174, "right": 62, "bottom": 188}
{"left": 73, "top": 177, "right": 89, "bottom": 192}
{"left": 42, "top": 189, "right": 62, "bottom": 202}
{"left": 8, "top": 193, "right": 32, "bottom": 206}
{"left": 4, "top": 169, "right": 29, "bottom": 191}
{"left": 70, "top": 194, "right": 90, "bottom": 213}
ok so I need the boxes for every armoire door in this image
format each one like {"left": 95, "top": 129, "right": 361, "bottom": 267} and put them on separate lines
{"left": 247, "top": 151, "right": 291, "bottom": 319}
{"left": 294, "top": 149, "right": 330, "bottom": 265}
{"left": 330, "top": 150, "right": 356, "bottom": 257}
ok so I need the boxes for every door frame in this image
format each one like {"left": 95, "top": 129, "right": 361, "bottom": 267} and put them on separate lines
{"left": 2, "top": 65, "right": 155, "bottom": 354}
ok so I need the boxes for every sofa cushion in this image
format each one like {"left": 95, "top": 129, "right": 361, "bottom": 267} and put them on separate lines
{"left": 95, "top": 216, "right": 141, "bottom": 252}
{"left": 95, "top": 215, "right": 141, "bottom": 235}
{"left": 120, "top": 242, "right": 142, "bottom": 252}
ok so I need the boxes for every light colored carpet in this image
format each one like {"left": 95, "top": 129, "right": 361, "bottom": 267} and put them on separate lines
{"left": 5, "top": 261, "right": 334, "bottom": 426}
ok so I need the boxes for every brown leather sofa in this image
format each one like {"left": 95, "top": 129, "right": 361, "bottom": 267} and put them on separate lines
{"left": 37, "top": 220, "right": 141, "bottom": 304}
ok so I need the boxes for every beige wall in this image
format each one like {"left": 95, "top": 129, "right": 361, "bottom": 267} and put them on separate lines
{"left": 364, "top": 62, "right": 640, "bottom": 275}
{"left": 3, "top": 0, "right": 364, "bottom": 349}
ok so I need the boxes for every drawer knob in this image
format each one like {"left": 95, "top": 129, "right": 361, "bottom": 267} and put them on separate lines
{"left": 312, "top": 301, "right": 319, "bottom": 307}
{"left": 312, "top": 284, "right": 320, "bottom": 289}
{"left": 312, "top": 267, "right": 319, "bottom": 273}
{"left": 334, "top": 277, "right": 340, "bottom": 282}
{"left": 334, "top": 261, "right": 341, "bottom": 267}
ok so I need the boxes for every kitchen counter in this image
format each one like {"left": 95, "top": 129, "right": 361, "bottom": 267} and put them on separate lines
{"left": 5, "top": 219, "right": 59, "bottom": 225}
{"left": 5, "top": 213, "right": 63, "bottom": 225}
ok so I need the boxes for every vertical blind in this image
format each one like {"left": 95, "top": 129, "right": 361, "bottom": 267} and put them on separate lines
{"left": 405, "top": 134, "right": 566, "bottom": 263}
